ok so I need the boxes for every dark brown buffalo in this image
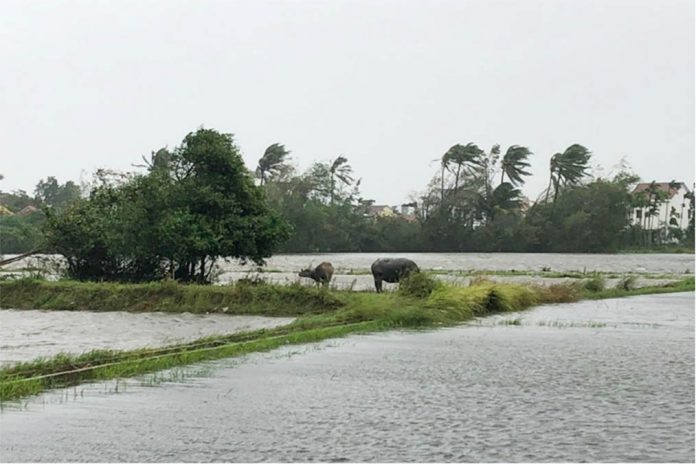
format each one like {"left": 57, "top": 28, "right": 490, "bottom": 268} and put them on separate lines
{"left": 298, "top": 262, "right": 334, "bottom": 287}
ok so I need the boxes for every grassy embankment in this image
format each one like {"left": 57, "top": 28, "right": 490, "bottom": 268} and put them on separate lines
{"left": 0, "top": 275, "right": 693, "bottom": 402}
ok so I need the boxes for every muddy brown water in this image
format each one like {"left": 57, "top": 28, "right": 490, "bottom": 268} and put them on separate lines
{"left": 1, "top": 293, "right": 693, "bottom": 462}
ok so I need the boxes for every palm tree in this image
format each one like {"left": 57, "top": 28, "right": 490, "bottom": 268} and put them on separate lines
{"left": 256, "top": 143, "right": 290, "bottom": 186}
{"left": 481, "top": 182, "right": 522, "bottom": 222}
{"left": 546, "top": 144, "right": 591, "bottom": 202}
{"left": 500, "top": 145, "right": 532, "bottom": 186}
{"left": 329, "top": 155, "right": 354, "bottom": 204}
{"left": 441, "top": 143, "right": 485, "bottom": 194}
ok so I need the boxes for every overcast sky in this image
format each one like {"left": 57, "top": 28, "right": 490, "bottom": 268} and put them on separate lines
{"left": 1, "top": 0, "right": 693, "bottom": 204}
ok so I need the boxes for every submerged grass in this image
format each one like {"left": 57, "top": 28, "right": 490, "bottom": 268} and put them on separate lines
{"left": 582, "top": 276, "right": 694, "bottom": 300}
{"left": 0, "top": 276, "right": 693, "bottom": 402}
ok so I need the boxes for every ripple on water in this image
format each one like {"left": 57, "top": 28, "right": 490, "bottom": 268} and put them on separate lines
{"left": 0, "top": 293, "right": 693, "bottom": 462}
{"left": 0, "top": 311, "right": 295, "bottom": 365}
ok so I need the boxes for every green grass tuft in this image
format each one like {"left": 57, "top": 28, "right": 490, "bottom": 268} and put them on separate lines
{"left": 0, "top": 279, "right": 344, "bottom": 315}
{"left": 582, "top": 275, "right": 606, "bottom": 292}
{"left": 398, "top": 272, "right": 442, "bottom": 298}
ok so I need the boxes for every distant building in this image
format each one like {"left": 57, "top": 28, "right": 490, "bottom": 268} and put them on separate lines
{"left": 519, "top": 196, "right": 531, "bottom": 213}
{"left": 631, "top": 182, "right": 693, "bottom": 230}
{"left": 17, "top": 205, "right": 40, "bottom": 216}
{"left": 366, "top": 204, "right": 397, "bottom": 218}
{"left": 0, "top": 205, "right": 13, "bottom": 216}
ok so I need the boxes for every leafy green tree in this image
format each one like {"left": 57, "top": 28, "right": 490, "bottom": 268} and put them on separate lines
{"left": 44, "top": 128, "right": 290, "bottom": 282}
{"left": 34, "top": 177, "right": 81, "bottom": 210}
{"left": 0, "top": 189, "right": 36, "bottom": 212}
{"left": 527, "top": 176, "right": 633, "bottom": 252}
{"left": 0, "top": 212, "right": 45, "bottom": 253}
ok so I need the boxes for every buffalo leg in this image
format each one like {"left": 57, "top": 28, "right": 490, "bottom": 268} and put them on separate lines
{"left": 374, "top": 279, "right": 383, "bottom": 293}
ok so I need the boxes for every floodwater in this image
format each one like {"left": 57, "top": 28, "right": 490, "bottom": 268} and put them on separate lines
{"left": 1, "top": 293, "right": 693, "bottom": 462}
{"left": 222, "top": 252, "right": 695, "bottom": 274}
{"left": 0, "top": 311, "right": 294, "bottom": 366}
{"left": 3, "top": 252, "right": 694, "bottom": 277}
{"left": 220, "top": 270, "right": 680, "bottom": 291}
{"left": 1, "top": 252, "right": 691, "bottom": 290}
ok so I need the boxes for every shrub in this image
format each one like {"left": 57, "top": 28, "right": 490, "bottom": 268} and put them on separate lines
{"left": 534, "top": 283, "right": 583, "bottom": 303}
{"left": 469, "top": 275, "right": 494, "bottom": 286}
{"left": 236, "top": 275, "right": 267, "bottom": 287}
{"left": 487, "top": 285, "right": 539, "bottom": 312}
{"left": 617, "top": 275, "right": 636, "bottom": 291}
{"left": 426, "top": 285, "right": 491, "bottom": 319}
{"left": 582, "top": 275, "right": 606, "bottom": 292}
{"left": 398, "top": 272, "right": 441, "bottom": 298}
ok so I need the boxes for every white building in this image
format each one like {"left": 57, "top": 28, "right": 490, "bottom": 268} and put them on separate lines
{"left": 631, "top": 182, "right": 693, "bottom": 230}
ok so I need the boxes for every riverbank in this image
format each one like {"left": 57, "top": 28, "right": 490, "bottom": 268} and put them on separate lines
{"left": 0, "top": 276, "right": 693, "bottom": 402}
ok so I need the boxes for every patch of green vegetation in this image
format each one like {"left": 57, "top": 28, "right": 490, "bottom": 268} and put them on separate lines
{"left": 616, "top": 275, "right": 637, "bottom": 291}
{"left": 410, "top": 268, "right": 685, "bottom": 280}
{"left": 1, "top": 276, "right": 693, "bottom": 402}
{"left": 398, "top": 272, "right": 441, "bottom": 298}
{"left": 582, "top": 275, "right": 606, "bottom": 292}
{"left": 0, "top": 278, "right": 343, "bottom": 316}
{"left": 536, "top": 320, "right": 608, "bottom": 329}
{"left": 582, "top": 277, "right": 694, "bottom": 300}
{"left": 0, "top": 281, "right": 577, "bottom": 401}
{"left": 618, "top": 245, "right": 695, "bottom": 255}
{"left": 489, "top": 318, "right": 608, "bottom": 328}
{"left": 0, "top": 321, "right": 381, "bottom": 402}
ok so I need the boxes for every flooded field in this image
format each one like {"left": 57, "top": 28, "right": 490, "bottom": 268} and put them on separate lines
{"left": 224, "top": 252, "right": 695, "bottom": 274}
{"left": 1, "top": 292, "right": 693, "bottom": 462}
{"left": 0, "top": 311, "right": 294, "bottom": 366}
{"left": 218, "top": 270, "right": 679, "bottom": 291}
{"left": 3, "top": 252, "right": 692, "bottom": 290}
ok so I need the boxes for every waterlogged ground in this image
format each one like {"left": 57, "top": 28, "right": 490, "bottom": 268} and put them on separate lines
{"left": 223, "top": 252, "right": 695, "bottom": 274}
{"left": 221, "top": 252, "right": 692, "bottom": 290}
{"left": 1, "top": 293, "right": 693, "bottom": 462}
{"left": 219, "top": 271, "right": 679, "bottom": 291}
{"left": 0, "top": 311, "right": 294, "bottom": 366}
{"left": 2, "top": 253, "right": 693, "bottom": 289}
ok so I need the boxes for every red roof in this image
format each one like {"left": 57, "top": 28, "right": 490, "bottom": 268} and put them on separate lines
{"left": 632, "top": 182, "right": 688, "bottom": 199}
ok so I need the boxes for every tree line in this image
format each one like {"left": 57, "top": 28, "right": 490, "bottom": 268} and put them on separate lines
{"left": 255, "top": 140, "right": 693, "bottom": 253}
{"left": 0, "top": 127, "right": 693, "bottom": 282}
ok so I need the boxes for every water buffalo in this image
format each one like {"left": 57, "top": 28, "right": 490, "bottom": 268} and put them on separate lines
{"left": 371, "top": 258, "right": 419, "bottom": 293}
{"left": 298, "top": 262, "right": 334, "bottom": 287}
